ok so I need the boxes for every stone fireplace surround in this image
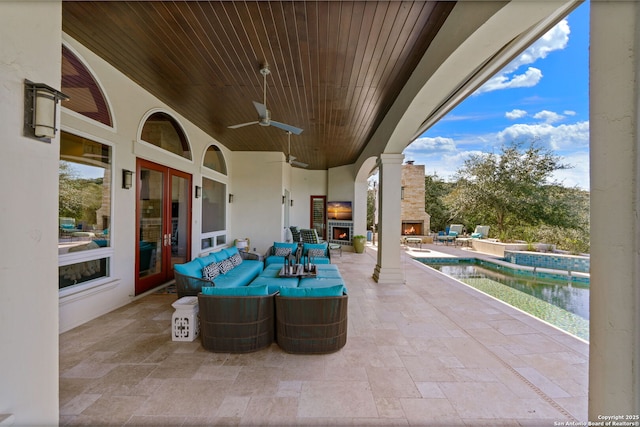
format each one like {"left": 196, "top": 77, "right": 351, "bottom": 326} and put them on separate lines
{"left": 328, "top": 220, "right": 353, "bottom": 246}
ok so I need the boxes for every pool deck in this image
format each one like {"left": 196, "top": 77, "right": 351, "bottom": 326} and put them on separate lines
{"left": 59, "top": 242, "right": 588, "bottom": 425}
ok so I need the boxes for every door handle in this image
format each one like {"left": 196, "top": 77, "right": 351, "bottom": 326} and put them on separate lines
{"left": 164, "top": 233, "right": 171, "bottom": 247}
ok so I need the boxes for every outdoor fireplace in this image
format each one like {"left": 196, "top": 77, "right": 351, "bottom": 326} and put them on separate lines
{"left": 402, "top": 221, "right": 423, "bottom": 235}
{"left": 332, "top": 227, "right": 350, "bottom": 241}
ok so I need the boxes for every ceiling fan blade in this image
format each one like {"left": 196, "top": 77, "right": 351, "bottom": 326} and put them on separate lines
{"left": 252, "top": 101, "right": 268, "bottom": 118}
{"left": 291, "top": 159, "right": 308, "bottom": 168}
{"left": 271, "top": 121, "right": 303, "bottom": 135}
{"left": 228, "top": 121, "right": 259, "bottom": 129}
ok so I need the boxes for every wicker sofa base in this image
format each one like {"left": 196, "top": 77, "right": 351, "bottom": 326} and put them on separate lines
{"left": 275, "top": 295, "right": 348, "bottom": 354}
{"left": 198, "top": 294, "right": 275, "bottom": 353}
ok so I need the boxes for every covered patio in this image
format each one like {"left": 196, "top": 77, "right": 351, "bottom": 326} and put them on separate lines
{"left": 60, "top": 244, "right": 587, "bottom": 425}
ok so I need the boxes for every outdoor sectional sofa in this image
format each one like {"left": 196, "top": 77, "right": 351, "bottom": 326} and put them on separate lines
{"left": 174, "top": 246, "right": 263, "bottom": 298}
{"left": 173, "top": 249, "right": 348, "bottom": 354}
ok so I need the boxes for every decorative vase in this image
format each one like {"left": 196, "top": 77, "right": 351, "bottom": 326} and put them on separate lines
{"left": 352, "top": 235, "right": 366, "bottom": 253}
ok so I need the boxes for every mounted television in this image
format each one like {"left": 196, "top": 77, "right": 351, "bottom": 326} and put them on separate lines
{"left": 327, "top": 201, "right": 353, "bottom": 221}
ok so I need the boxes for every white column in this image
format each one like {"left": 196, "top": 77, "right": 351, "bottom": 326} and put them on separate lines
{"left": 589, "top": 1, "right": 640, "bottom": 418}
{"left": 0, "top": 1, "right": 62, "bottom": 424}
{"left": 373, "top": 153, "right": 405, "bottom": 283}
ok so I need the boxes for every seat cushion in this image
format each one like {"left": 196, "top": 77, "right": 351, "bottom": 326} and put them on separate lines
{"left": 201, "top": 284, "right": 269, "bottom": 296}
{"left": 279, "top": 284, "right": 344, "bottom": 297}
{"left": 174, "top": 260, "right": 202, "bottom": 278}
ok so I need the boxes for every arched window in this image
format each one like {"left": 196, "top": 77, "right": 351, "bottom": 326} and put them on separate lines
{"left": 203, "top": 145, "right": 227, "bottom": 175}
{"left": 141, "top": 112, "right": 191, "bottom": 160}
{"left": 61, "top": 45, "right": 113, "bottom": 127}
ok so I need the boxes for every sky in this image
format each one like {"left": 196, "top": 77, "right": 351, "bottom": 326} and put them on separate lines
{"left": 403, "top": 1, "right": 590, "bottom": 190}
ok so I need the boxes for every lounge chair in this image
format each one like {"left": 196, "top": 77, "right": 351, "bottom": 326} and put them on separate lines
{"left": 435, "top": 224, "right": 463, "bottom": 245}
{"left": 471, "top": 225, "right": 490, "bottom": 239}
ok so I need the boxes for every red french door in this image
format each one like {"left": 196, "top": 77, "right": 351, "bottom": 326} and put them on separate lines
{"left": 135, "top": 159, "right": 191, "bottom": 295}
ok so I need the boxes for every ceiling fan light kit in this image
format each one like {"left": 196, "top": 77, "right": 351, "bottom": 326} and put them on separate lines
{"left": 228, "top": 64, "right": 303, "bottom": 135}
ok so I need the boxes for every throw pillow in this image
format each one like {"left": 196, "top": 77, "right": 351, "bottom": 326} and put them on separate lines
{"left": 274, "top": 247, "right": 291, "bottom": 257}
{"left": 230, "top": 253, "right": 243, "bottom": 267}
{"left": 307, "top": 248, "right": 325, "bottom": 258}
{"left": 202, "top": 262, "right": 220, "bottom": 280}
{"left": 218, "top": 258, "right": 234, "bottom": 274}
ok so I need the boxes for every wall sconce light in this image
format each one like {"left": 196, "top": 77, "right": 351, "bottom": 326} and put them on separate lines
{"left": 228, "top": 194, "right": 234, "bottom": 203}
{"left": 282, "top": 195, "right": 286, "bottom": 204}
{"left": 195, "top": 186, "right": 202, "bottom": 198}
{"left": 122, "top": 169, "right": 133, "bottom": 189}
{"left": 24, "top": 79, "right": 69, "bottom": 141}
{"left": 290, "top": 199, "right": 294, "bottom": 207}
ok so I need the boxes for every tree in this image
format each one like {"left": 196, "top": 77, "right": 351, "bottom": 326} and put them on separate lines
{"left": 445, "top": 142, "right": 571, "bottom": 237}
{"left": 424, "top": 173, "right": 454, "bottom": 233}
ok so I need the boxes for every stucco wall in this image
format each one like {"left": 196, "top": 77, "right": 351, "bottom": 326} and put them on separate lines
{"left": 0, "top": 2, "right": 61, "bottom": 424}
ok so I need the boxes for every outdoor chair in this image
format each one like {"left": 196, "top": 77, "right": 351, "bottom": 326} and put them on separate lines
{"left": 471, "top": 225, "right": 490, "bottom": 239}
{"left": 289, "top": 226, "right": 301, "bottom": 243}
{"left": 435, "top": 224, "right": 463, "bottom": 245}
{"left": 300, "top": 228, "right": 325, "bottom": 244}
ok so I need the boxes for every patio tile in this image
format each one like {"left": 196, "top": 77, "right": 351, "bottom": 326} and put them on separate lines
{"left": 59, "top": 246, "right": 589, "bottom": 425}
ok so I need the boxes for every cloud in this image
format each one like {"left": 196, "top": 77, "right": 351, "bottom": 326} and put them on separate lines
{"left": 563, "top": 110, "right": 577, "bottom": 116}
{"left": 505, "top": 109, "right": 527, "bottom": 120}
{"left": 551, "top": 150, "right": 590, "bottom": 190}
{"left": 476, "top": 67, "right": 542, "bottom": 94}
{"left": 475, "top": 19, "right": 570, "bottom": 94}
{"left": 533, "top": 110, "right": 564, "bottom": 124}
{"left": 505, "top": 19, "right": 570, "bottom": 73}
{"left": 405, "top": 136, "right": 457, "bottom": 155}
{"left": 495, "top": 121, "right": 589, "bottom": 151}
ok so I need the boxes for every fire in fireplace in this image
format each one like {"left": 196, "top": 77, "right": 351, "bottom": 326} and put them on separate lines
{"left": 402, "top": 221, "right": 423, "bottom": 235}
{"left": 332, "top": 227, "right": 350, "bottom": 241}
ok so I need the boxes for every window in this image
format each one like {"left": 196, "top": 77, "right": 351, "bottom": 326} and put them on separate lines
{"left": 201, "top": 177, "right": 226, "bottom": 249}
{"left": 59, "top": 132, "right": 111, "bottom": 289}
{"left": 141, "top": 112, "right": 191, "bottom": 160}
{"left": 203, "top": 145, "right": 227, "bottom": 175}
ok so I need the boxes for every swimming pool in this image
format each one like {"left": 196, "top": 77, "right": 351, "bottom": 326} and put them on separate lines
{"left": 418, "top": 258, "right": 589, "bottom": 341}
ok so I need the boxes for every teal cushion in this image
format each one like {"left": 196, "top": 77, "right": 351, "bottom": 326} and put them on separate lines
{"left": 471, "top": 232, "right": 482, "bottom": 238}
{"left": 302, "top": 242, "right": 328, "bottom": 255}
{"left": 174, "top": 260, "right": 202, "bottom": 278}
{"left": 196, "top": 252, "right": 218, "bottom": 268}
{"left": 201, "top": 284, "right": 268, "bottom": 296}
{"left": 448, "top": 231, "right": 458, "bottom": 237}
{"left": 279, "top": 284, "right": 344, "bottom": 297}
{"left": 223, "top": 246, "right": 239, "bottom": 258}
{"left": 273, "top": 242, "right": 298, "bottom": 254}
{"left": 212, "top": 251, "right": 228, "bottom": 262}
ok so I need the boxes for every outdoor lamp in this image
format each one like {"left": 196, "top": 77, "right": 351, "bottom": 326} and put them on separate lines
{"left": 195, "top": 186, "right": 202, "bottom": 198}
{"left": 24, "top": 80, "right": 69, "bottom": 140}
{"left": 122, "top": 169, "right": 133, "bottom": 189}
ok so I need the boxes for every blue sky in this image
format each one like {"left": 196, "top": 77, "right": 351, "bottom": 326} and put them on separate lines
{"left": 404, "top": 1, "right": 590, "bottom": 190}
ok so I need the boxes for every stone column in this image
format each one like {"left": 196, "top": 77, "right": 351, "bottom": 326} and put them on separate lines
{"left": 373, "top": 153, "right": 405, "bottom": 283}
{"left": 589, "top": 1, "right": 640, "bottom": 418}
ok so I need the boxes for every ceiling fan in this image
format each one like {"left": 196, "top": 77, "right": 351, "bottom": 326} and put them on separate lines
{"left": 228, "top": 64, "right": 304, "bottom": 135}
{"left": 285, "top": 131, "right": 308, "bottom": 168}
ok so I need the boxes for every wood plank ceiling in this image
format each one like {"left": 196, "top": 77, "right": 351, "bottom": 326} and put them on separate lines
{"left": 62, "top": 1, "right": 455, "bottom": 170}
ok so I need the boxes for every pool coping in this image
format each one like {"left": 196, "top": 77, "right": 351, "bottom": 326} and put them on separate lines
{"left": 413, "top": 255, "right": 590, "bottom": 286}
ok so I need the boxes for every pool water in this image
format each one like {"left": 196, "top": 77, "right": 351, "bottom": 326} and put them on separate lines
{"left": 422, "top": 260, "right": 589, "bottom": 341}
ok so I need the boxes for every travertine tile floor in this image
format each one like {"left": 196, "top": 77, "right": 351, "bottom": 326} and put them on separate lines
{"left": 60, "top": 243, "right": 588, "bottom": 426}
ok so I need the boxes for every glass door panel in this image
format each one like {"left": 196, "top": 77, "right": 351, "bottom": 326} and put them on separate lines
{"left": 138, "top": 168, "right": 163, "bottom": 281}
{"left": 136, "top": 159, "right": 191, "bottom": 295}
{"left": 310, "top": 195, "right": 327, "bottom": 240}
{"left": 170, "top": 172, "right": 190, "bottom": 271}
